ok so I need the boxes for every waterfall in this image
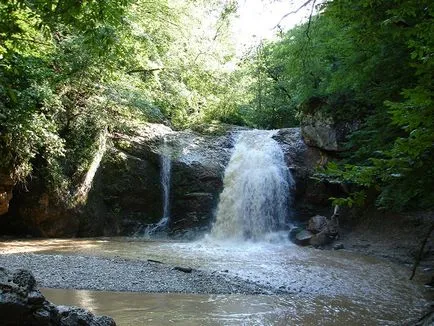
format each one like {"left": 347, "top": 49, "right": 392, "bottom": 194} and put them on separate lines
{"left": 140, "top": 139, "right": 172, "bottom": 237}
{"left": 159, "top": 140, "right": 171, "bottom": 225}
{"left": 211, "top": 130, "right": 294, "bottom": 240}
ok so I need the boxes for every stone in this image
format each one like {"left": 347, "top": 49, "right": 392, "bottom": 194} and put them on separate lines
{"left": 12, "top": 269, "right": 36, "bottom": 291}
{"left": 310, "top": 222, "right": 339, "bottom": 247}
{"left": 300, "top": 111, "right": 359, "bottom": 152}
{"left": 307, "top": 215, "right": 328, "bottom": 234}
{"left": 57, "top": 306, "right": 116, "bottom": 326}
{"left": 27, "top": 290, "right": 45, "bottom": 305}
{"left": 273, "top": 128, "right": 344, "bottom": 221}
{"left": 294, "top": 230, "right": 314, "bottom": 246}
{"left": 0, "top": 267, "right": 116, "bottom": 325}
{"left": 173, "top": 266, "right": 193, "bottom": 273}
{"left": 333, "top": 243, "right": 345, "bottom": 250}
{"left": 310, "top": 229, "right": 333, "bottom": 246}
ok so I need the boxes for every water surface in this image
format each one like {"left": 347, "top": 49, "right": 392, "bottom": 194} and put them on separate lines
{"left": 1, "top": 237, "right": 429, "bottom": 325}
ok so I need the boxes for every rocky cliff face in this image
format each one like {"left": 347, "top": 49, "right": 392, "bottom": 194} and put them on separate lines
{"left": 274, "top": 128, "right": 342, "bottom": 219}
{"left": 80, "top": 123, "right": 235, "bottom": 235}
{"left": 2, "top": 123, "right": 337, "bottom": 237}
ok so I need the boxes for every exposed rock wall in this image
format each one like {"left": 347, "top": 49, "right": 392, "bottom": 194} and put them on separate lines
{"left": 274, "top": 128, "right": 342, "bottom": 220}
{"left": 2, "top": 123, "right": 337, "bottom": 237}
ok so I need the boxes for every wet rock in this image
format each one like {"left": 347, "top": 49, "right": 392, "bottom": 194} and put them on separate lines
{"left": 81, "top": 123, "right": 235, "bottom": 235}
{"left": 307, "top": 215, "right": 328, "bottom": 234}
{"left": 0, "top": 267, "right": 116, "bottom": 325}
{"left": 57, "top": 306, "right": 116, "bottom": 326}
{"left": 288, "top": 227, "right": 302, "bottom": 243}
{"left": 310, "top": 229, "right": 335, "bottom": 247}
{"left": 333, "top": 243, "right": 345, "bottom": 250}
{"left": 173, "top": 266, "right": 193, "bottom": 273}
{"left": 294, "top": 230, "right": 314, "bottom": 246}
{"left": 12, "top": 269, "right": 36, "bottom": 291}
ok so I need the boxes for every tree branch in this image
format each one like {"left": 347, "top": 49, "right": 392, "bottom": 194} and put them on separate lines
{"left": 274, "top": 0, "right": 316, "bottom": 29}
{"left": 410, "top": 222, "right": 434, "bottom": 280}
{"left": 305, "top": 0, "right": 317, "bottom": 41}
{"left": 127, "top": 67, "right": 164, "bottom": 74}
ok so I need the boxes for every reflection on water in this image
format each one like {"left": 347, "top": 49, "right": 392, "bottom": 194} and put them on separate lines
{"left": 1, "top": 237, "right": 430, "bottom": 325}
{"left": 41, "top": 288, "right": 402, "bottom": 326}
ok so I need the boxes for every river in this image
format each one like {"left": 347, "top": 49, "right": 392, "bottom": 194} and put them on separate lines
{"left": 0, "top": 237, "right": 430, "bottom": 325}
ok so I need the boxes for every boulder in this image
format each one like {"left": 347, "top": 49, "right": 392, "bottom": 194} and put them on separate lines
{"left": 0, "top": 267, "right": 116, "bottom": 325}
{"left": 294, "top": 230, "right": 314, "bottom": 246}
{"left": 333, "top": 243, "right": 345, "bottom": 250}
{"left": 310, "top": 229, "right": 335, "bottom": 247}
{"left": 300, "top": 111, "right": 359, "bottom": 152}
{"left": 310, "top": 211, "right": 340, "bottom": 247}
{"left": 307, "top": 215, "right": 328, "bottom": 234}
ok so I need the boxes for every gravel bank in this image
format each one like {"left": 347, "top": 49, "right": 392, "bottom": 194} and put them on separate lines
{"left": 0, "top": 253, "right": 276, "bottom": 295}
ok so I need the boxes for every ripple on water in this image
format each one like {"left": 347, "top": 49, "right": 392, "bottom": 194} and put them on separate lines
{"left": 1, "top": 237, "right": 429, "bottom": 325}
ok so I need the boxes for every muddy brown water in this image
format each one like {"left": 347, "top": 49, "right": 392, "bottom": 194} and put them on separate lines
{"left": 1, "top": 236, "right": 431, "bottom": 325}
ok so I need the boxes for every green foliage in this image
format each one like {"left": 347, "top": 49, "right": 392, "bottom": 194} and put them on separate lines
{"left": 2, "top": 0, "right": 432, "bottom": 213}
{"left": 0, "top": 0, "right": 242, "bottom": 200}
{"left": 260, "top": 0, "right": 433, "bottom": 210}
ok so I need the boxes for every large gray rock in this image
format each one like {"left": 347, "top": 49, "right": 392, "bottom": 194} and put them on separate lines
{"left": 309, "top": 212, "right": 339, "bottom": 247}
{"left": 307, "top": 215, "right": 328, "bottom": 234}
{"left": 301, "top": 111, "right": 359, "bottom": 152}
{"left": 294, "top": 230, "right": 314, "bottom": 246}
{"left": 0, "top": 267, "right": 116, "bottom": 325}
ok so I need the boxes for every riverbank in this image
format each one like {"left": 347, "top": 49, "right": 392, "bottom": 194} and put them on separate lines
{"left": 338, "top": 209, "right": 434, "bottom": 279}
{"left": 0, "top": 253, "right": 273, "bottom": 295}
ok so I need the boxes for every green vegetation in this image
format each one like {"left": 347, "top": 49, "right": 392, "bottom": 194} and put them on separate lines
{"left": 0, "top": 0, "right": 240, "bottom": 200}
{"left": 1, "top": 0, "right": 432, "bottom": 211}
{"left": 242, "top": 0, "right": 433, "bottom": 211}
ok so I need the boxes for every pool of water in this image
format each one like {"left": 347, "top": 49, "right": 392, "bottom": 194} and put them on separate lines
{"left": 41, "top": 288, "right": 403, "bottom": 326}
{"left": 1, "top": 236, "right": 431, "bottom": 325}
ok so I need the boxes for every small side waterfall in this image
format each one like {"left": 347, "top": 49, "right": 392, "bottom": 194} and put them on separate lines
{"left": 141, "top": 139, "right": 172, "bottom": 237}
{"left": 211, "top": 130, "right": 294, "bottom": 240}
{"left": 159, "top": 140, "right": 172, "bottom": 225}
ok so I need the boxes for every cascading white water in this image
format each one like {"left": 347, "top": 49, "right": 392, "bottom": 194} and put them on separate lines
{"left": 160, "top": 140, "right": 171, "bottom": 225}
{"left": 211, "top": 130, "right": 294, "bottom": 240}
{"left": 141, "top": 139, "right": 172, "bottom": 237}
